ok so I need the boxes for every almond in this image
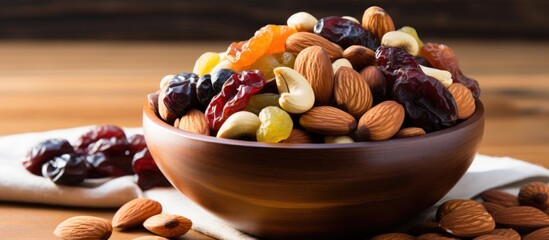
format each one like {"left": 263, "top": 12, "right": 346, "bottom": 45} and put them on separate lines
{"left": 480, "top": 189, "right": 519, "bottom": 207}
{"left": 299, "top": 106, "right": 356, "bottom": 135}
{"left": 286, "top": 32, "right": 343, "bottom": 61}
{"left": 493, "top": 206, "right": 549, "bottom": 231}
{"left": 342, "top": 45, "right": 376, "bottom": 71}
{"left": 448, "top": 83, "right": 475, "bottom": 119}
{"left": 133, "top": 236, "right": 169, "bottom": 240}
{"left": 143, "top": 214, "right": 192, "bottom": 238}
{"left": 518, "top": 181, "right": 549, "bottom": 210}
{"left": 54, "top": 216, "right": 112, "bottom": 240}
{"left": 361, "top": 6, "right": 395, "bottom": 42}
{"left": 439, "top": 208, "right": 495, "bottom": 238}
{"left": 356, "top": 101, "right": 404, "bottom": 141}
{"left": 294, "top": 46, "right": 334, "bottom": 105}
{"left": 523, "top": 226, "right": 549, "bottom": 240}
{"left": 334, "top": 66, "right": 373, "bottom": 118}
{"left": 177, "top": 109, "right": 210, "bottom": 136}
{"left": 280, "top": 128, "right": 314, "bottom": 144}
{"left": 436, "top": 199, "right": 486, "bottom": 221}
{"left": 360, "top": 65, "right": 386, "bottom": 103}
{"left": 486, "top": 228, "right": 521, "bottom": 240}
{"left": 112, "top": 198, "right": 163, "bottom": 229}
{"left": 481, "top": 202, "right": 506, "bottom": 216}
{"left": 395, "top": 127, "right": 426, "bottom": 138}
{"left": 410, "top": 221, "right": 445, "bottom": 235}
{"left": 371, "top": 232, "right": 416, "bottom": 240}
{"left": 473, "top": 235, "right": 513, "bottom": 240}
{"left": 417, "top": 233, "right": 460, "bottom": 240}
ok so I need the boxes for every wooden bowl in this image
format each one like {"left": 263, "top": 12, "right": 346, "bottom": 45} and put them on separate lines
{"left": 143, "top": 101, "right": 484, "bottom": 239}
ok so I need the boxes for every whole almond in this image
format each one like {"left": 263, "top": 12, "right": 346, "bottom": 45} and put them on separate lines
{"left": 54, "top": 216, "right": 112, "bottom": 240}
{"left": 473, "top": 235, "right": 513, "bottom": 240}
{"left": 436, "top": 199, "right": 486, "bottom": 221}
{"left": 417, "top": 233, "right": 459, "bottom": 240}
{"left": 410, "top": 221, "right": 445, "bottom": 235}
{"left": 480, "top": 189, "right": 519, "bottom": 207}
{"left": 493, "top": 206, "right": 549, "bottom": 231}
{"left": 361, "top": 6, "right": 395, "bottom": 42}
{"left": 481, "top": 202, "right": 506, "bottom": 216}
{"left": 439, "top": 208, "right": 495, "bottom": 238}
{"left": 286, "top": 32, "right": 343, "bottom": 60}
{"left": 177, "top": 109, "right": 210, "bottom": 136}
{"left": 448, "top": 83, "right": 475, "bottom": 119}
{"left": 334, "top": 66, "right": 373, "bottom": 118}
{"left": 371, "top": 232, "right": 415, "bottom": 240}
{"left": 395, "top": 127, "right": 426, "bottom": 138}
{"left": 143, "top": 214, "right": 192, "bottom": 238}
{"left": 112, "top": 198, "right": 163, "bottom": 229}
{"left": 360, "top": 65, "right": 387, "bottom": 104}
{"left": 294, "top": 46, "right": 334, "bottom": 105}
{"left": 356, "top": 101, "right": 404, "bottom": 141}
{"left": 523, "top": 226, "right": 549, "bottom": 240}
{"left": 518, "top": 181, "right": 549, "bottom": 210}
{"left": 486, "top": 228, "right": 521, "bottom": 240}
{"left": 280, "top": 128, "right": 314, "bottom": 144}
{"left": 342, "top": 45, "right": 376, "bottom": 71}
{"left": 133, "top": 236, "right": 169, "bottom": 240}
{"left": 299, "top": 106, "right": 357, "bottom": 135}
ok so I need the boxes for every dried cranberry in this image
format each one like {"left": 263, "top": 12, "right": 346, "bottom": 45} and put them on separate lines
{"left": 314, "top": 16, "right": 378, "bottom": 50}
{"left": 132, "top": 148, "right": 171, "bottom": 190}
{"left": 196, "top": 74, "right": 216, "bottom": 108}
{"left": 163, "top": 73, "right": 200, "bottom": 117}
{"left": 205, "top": 70, "right": 266, "bottom": 131}
{"left": 393, "top": 67, "right": 458, "bottom": 132}
{"left": 211, "top": 68, "right": 236, "bottom": 92}
{"left": 375, "top": 46, "right": 420, "bottom": 95}
{"left": 421, "top": 43, "right": 480, "bottom": 98}
{"left": 75, "top": 125, "right": 126, "bottom": 153}
{"left": 127, "top": 134, "right": 147, "bottom": 157}
{"left": 42, "top": 153, "right": 88, "bottom": 186}
{"left": 23, "top": 139, "right": 75, "bottom": 176}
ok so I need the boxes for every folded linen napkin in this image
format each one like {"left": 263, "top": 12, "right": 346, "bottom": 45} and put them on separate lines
{"left": 0, "top": 127, "right": 548, "bottom": 240}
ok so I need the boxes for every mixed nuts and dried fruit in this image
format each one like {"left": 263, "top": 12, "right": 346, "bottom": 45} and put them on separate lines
{"left": 150, "top": 6, "right": 480, "bottom": 143}
{"left": 54, "top": 198, "right": 192, "bottom": 239}
{"left": 22, "top": 125, "right": 170, "bottom": 190}
{"left": 372, "top": 181, "right": 549, "bottom": 239}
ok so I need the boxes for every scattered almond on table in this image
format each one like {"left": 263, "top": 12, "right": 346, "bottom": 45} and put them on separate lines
{"left": 372, "top": 181, "right": 549, "bottom": 239}
{"left": 53, "top": 198, "right": 192, "bottom": 240}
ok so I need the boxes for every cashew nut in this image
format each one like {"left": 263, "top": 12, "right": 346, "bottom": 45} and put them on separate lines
{"left": 216, "top": 111, "right": 260, "bottom": 139}
{"left": 381, "top": 31, "right": 419, "bottom": 56}
{"left": 287, "top": 12, "right": 318, "bottom": 32}
{"left": 420, "top": 65, "right": 453, "bottom": 87}
{"left": 325, "top": 135, "right": 355, "bottom": 144}
{"left": 332, "top": 58, "right": 353, "bottom": 73}
{"left": 342, "top": 16, "right": 360, "bottom": 24}
{"left": 274, "top": 67, "right": 315, "bottom": 114}
{"left": 398, "top": 26, "right": 424, "bottom": 50}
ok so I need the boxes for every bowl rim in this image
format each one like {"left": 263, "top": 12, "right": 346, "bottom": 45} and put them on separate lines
{"left": 143, "top": 100, "right": 484, "bottom": 150}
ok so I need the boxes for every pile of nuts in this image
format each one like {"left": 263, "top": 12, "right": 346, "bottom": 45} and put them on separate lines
{"left": 372, "top": 181, "right": 549, "bottom": 239}
{"left": 54, "top": 198, "right": 192, "bottom": 239}
{"left": 149, "top": 6, "right": 480, "bottom": 144}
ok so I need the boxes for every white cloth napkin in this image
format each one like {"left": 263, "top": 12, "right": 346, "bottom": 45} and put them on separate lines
{"left": 0, "top": 127, "right": 548, "bottom": 240}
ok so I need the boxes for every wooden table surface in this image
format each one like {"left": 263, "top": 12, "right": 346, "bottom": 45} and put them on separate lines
{"left": 0, "top": 40, "right": 548, "bottom": 239}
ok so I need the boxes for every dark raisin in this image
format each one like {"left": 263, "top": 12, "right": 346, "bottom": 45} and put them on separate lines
{"left": 314, "top": 16, "right": 378, "bottom": 50}
{"left": 162, "top": 73, "right": 200, "bottom": 117}
{"left": 393, "top": 67, "right": 458, "bottom": 132}
{"left": 75, "top": 125, "right": 126, "bottom": 153}
{"left": 211, "top": 68, "right": 236, "bottom": 92}
{"left": 132, "top": 148, "right": 171, "bottom": 190}
{"left": 42, "top": 153, "right": 88, "bottom": 186}
{"left": 375, "top": 46, "right": 420, "bottom": 96}
{"left": 23, "top": 139, "right": 75, "bottom": 176}
{"left": 85, "top": 152, "right": 133, "bottom": 178}
{"left": 127, "top": 134, "right": 146, "bottom": 157}
{"left": 196, "top": 74, "right": 216, "bottom": 108}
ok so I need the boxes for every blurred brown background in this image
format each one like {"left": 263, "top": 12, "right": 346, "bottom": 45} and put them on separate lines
{"left": 1, "top": 0, "right": 547, "bottom": 41}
